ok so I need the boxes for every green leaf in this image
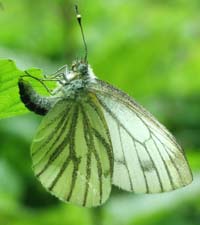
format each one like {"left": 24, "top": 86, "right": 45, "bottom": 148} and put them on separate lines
{"left": 0, "top": 59, "right": 55, "bottom": 120}
{"left": 0, "top": 59, "right": 27, "bottom": 119}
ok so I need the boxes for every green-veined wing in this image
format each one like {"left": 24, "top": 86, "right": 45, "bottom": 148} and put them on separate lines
{"left": 31, "top": 93, "right": 113, "bottom": 207}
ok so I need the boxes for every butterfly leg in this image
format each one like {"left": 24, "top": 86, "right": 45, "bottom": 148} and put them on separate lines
{"left": 21, "top": 71, "right": 61, "bottom": 96}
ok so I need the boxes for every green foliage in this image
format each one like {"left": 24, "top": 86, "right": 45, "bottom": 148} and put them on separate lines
{"left": 0, "top": 59, "right": 26, "bottom": 118}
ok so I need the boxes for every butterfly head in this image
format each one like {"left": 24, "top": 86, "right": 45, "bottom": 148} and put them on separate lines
{"left": 62, "top": 60, "right": 95, "bottom": 83}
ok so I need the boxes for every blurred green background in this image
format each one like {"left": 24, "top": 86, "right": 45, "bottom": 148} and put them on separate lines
{"left": 0, "top": 0, "right": 200, "bottom": 225}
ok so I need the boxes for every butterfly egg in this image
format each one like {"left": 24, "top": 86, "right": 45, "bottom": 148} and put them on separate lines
{"left": 18, "top": 78, "right": 58, "bottom": 115}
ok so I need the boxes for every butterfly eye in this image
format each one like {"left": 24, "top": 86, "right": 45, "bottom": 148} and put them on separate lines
{"left": 71, "top": 63, "right": 76, "bottom": 71}
{"left": 77, "top": 63, "right": 88, "bottom": 75}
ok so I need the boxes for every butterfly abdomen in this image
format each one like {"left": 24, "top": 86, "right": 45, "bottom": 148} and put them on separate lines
{"left": 18, "top": 78, "right": 56, "bottom": 115}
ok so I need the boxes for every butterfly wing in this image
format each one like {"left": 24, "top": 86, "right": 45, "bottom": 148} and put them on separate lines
{"left": 88, "top": 79, "right": 193, "bottom": 193}
{"left": 31, "top": 94, "right": 113, "bottom": 207}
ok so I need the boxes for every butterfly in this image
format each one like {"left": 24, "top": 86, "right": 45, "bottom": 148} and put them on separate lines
{"left": 18, "top": 6, "right": 192, "bottom": 207}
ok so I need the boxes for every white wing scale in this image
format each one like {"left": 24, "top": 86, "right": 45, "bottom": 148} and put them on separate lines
{"left": 88, "top": 79, "right": 192, "bottom": 193}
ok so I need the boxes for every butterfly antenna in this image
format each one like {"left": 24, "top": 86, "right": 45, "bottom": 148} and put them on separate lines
{"left": 75, "top": 5, "right": 88, "bottom": 63}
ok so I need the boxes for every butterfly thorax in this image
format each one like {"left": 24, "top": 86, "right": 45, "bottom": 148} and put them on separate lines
{"left": 61, "top": 79, "right": 87, "bottom": 100}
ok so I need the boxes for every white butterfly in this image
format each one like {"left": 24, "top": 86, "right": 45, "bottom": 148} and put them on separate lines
{"left": 18, "top": 6, "right": 192, "bottom": 207}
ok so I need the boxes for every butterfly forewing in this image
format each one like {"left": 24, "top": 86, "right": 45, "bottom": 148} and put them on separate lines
{"left": 31, "top": 94, "right": 113, "bottom": 207}
{"left": 88, "top": 79, "right": 192, "bottom": 193}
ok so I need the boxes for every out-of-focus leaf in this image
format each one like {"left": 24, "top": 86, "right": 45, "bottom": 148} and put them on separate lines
{"left": 0, "top": 159, "right": 24, "bottom": 214}
{"left": 187, "top": 151, "right": 200, "bottom": 171}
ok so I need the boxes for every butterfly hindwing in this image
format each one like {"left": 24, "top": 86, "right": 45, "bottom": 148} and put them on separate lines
{"left": 88, "top": 79, "right": 193, "bottom": 193}
{"left": 31, "top": 94, "right": 113, "bottom": 207}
